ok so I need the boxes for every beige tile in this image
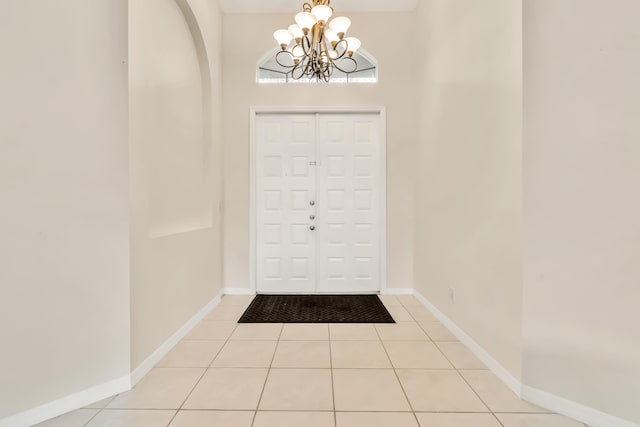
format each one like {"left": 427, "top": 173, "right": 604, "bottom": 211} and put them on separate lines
{"left": 461, "top": 370, "right": 548, "bottom": 413}
{"left": 169, "top": 410, "right": 254, "bottom": 426}
{"left": 259, "top": 369, "right": 333, "bottom": 411}
{"left": 211, "top": 340, "right": 277, "bottom": 367}
{"left": 333, "top": 369, "right": 411, "bottom": 411}
{"left": 220, "top": 295, "right": 255, "bottom": 306}
{"left": 331, "top": 341, "right": 391, "bottom": 368}
{"left": 36, "top": 409, "right": 99, "bottom": 426}
{"left": 86, "top": 410, "right": 175, "bottom": 426}
{"left": 415, "top": 413, "right": 502, "bottom": 427}
{"left": 272, "top": 341, "right": 331, "bottom": 368}
{"left": 185, "top": 321, "right": 237, "bottom": 340}
{"left": 254, "top": 411, "right": 335, "bottom": 427}
{"left": 280, "top": 323, "right": 330, "bottom": 340}
{"left": 157, "top": 340, "right": 224, "bottom": 367}
{"left": 108, "top": 368, "right": 204, "bottom": 409}
{"left": 384, "top": 341, "right": 453, "bottom": 369}
{"left": 205, "top": 304, "right": 248, "bottom": 321}
{"left": 183, "top": 368, "right": 268, "bottom": 410}
{"left": 378, "top": 295, "right": 402, "bottom": 306}
{"left": 397, "top": 295, "right": 423, "bottom": 307}
{"left": 436, "top": 341, "right": 487, "bottom": 369}
{"left": 329, "top": 324, "right": 379, "bottom": 341}
{"left": 496, "top": 414, "right": 586, "bottom": 427}
{"left": 385, "top": 305, "right": 415, "bottom": 322}
{"left": 229, "top": 323, "right": 283, "bottom": 340}
{"left": 375, "top": 323, "right": 429, "bottom": 341}
{"left": 404, "top": 305, "right": 438, "bottom": 322}
{"left": 336, "top": 412, "right": 418, "bottom": 427}
{"left": 83, "top": 395, "right": 116, "bottom": 409}
{"left": 396, "top": 369, "right": 488, "bottom": 412}
{"left": 418, "top": 320, "right": 459, "bottom": 341}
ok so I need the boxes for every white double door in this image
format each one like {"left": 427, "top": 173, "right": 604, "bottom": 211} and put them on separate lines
{"left": 256, "top": 112, "right": 382, "bottom": 294}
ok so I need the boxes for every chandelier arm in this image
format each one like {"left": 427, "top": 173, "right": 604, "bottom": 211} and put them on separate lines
{"left": 332, "top": 56, "right": 358, "bottom": 73}
{"left": 332, "top": 39, "right": 350, "bottom": 61}
{"left": 275, "top": 50, "right": 297, "bottom": 69}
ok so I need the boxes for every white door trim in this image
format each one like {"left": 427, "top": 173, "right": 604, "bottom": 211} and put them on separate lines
{"left": 250, "top": 106, "right": 387, "bottom": 294}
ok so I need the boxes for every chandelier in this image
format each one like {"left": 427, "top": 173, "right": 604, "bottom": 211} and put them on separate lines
{"left": 273, "top": 0, "right": 362, "bottom": 82}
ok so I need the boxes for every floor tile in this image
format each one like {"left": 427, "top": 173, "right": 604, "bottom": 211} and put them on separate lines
{"left": 107, "top": 368, "right": 204, "bottom": 409}
{"left": 383, "top": 341, "right": 453, "bottom": 369}
{"left": 220, "top": 295, "right": 255, "bottom": 306}
{"left": 35, "top": 409, "right": 99, "bottom": 426}
{"left": 415, "top": 413, "right": 502, "bottom": 427}
{"left": 396, "top": 369, "right": 488, "bottom": 412}
{"left": 157, "top": 340, "right": 224, "bottom": 367}
{"left": 375, "top": 323, "right": 429, "bottom": 341}
{"left": 397, "top": 295, "right": 423, "bottom": 307}
{"left": 385, "top": 305, "right": 415, "bottom": 322}
{"left": 417, "top": 320, "right": 459, "bottom": 341}
{"left": 496, "top": 413, "right": 587, "bottom": 427}
{"left": 329, "top": 324, "right": 379, "bottom": 341}
{"left": 272, "top": 341, "right": 331, "bottom": 368}
{"left": 229, "top": 323, "right": 283, "bottom": 340}
{"left": 83, "top": 396, "right": 116, "bottom": 409}
{"left": 169, "top": 410, "right": 254, "bottom": 426}
{"left": 259, "top": 369, "right": 333, "bottom": 411}
{"left": 436, "top": 341, "right": 487, "bottom": 369}
{"left": 86, "top": 410, "right": 175, "bottom": 426}
{"left": 333, "top": 369, "right": 411, "bottom": 411}
{"left": 253, "top": 411, "right": 335, "bottom": 427}
{"left": 404, "top": 305, "right": 438, "bottom": 322}
{"left": 205, "top": 304, "right": 248, "bottom": 321}
{"left": 461, "top": 370, "right": 548, "bottom": 413}
{"left": 182, "top": 368, "right": 268, "bottom": 410}
{"left": 378, "top": 295, "right": 402, "bottom": 306}
{"left": 336, "top": 412, "right": 418, "bottom": 427}
{"left": 280, "top": 323, "right": 330, "bottom": 340}
{"left": 331, "top": 340, "right": 391, "bottom": 368}
{"left": 184, "top": 321, "right": 237, "bottom": 340}
{"left": 211, "top": 340, "right": 277, "bottom": 368}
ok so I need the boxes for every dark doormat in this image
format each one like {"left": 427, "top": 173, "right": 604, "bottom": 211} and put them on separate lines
{"left": 238, "top": 294, "right": 395, "bottom": 323}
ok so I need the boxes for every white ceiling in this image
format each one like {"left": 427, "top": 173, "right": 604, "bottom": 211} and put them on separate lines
{"left": 220, "top": 0, "right": 418, "bottom": 14}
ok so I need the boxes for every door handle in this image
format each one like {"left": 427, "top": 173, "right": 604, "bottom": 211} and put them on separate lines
{"left": 310, "top": 225, "right": 316, "bottom": 231}
{"left": 310, "top": 200, "right": 315, "bottom": 206}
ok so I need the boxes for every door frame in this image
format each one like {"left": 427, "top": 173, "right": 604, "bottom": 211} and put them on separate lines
{"left": 249, "top": 106, "right": 387, "bottom": 294}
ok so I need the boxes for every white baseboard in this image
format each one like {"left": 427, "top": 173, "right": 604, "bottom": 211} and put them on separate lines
{"left": 0, "top": 375, "right": 130, "bottom": 427}
{"left": 221, "top": 287, "right": 256, "bottom": 296}
{"left": 380, "top": 288, "right": 414, "bottom": 295}
{"left": 130, "top": 292, "right": 223, "bottom": 385}
{"left": 412, "top": 290, "right": 640, "bottom": 427}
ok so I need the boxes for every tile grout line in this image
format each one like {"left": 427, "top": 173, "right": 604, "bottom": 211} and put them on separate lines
{"left": 164, "top": 311, "right": 241, "bottom": 426}
{"left": 374, "top": 300, "right": 421, "bottom": 427}
{"left": 250, "top": 323, "right": 284, "bottom": 427}
{"left": 328, "top": 323, "right": 337, "bottom": 427}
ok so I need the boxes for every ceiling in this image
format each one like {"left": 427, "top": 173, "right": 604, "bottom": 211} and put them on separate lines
{"left": 220, "top": 0, "right": 418, "bottom": 14}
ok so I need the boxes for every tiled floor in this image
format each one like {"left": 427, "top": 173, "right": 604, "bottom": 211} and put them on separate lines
{"left": 37, "top": 295, "right": 588, "bottom": 427}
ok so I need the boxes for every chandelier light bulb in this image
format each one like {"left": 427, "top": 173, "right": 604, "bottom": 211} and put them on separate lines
{"left": 288, "top": 24, "right": 304, "bottom": 41}
{"left": 311, "top": 5, "right": 333, "bottom": 25}
{"left": 324, "top": 28, "right": 340, "bottom": 48}
{"left": 329, "top": 17, "right": 351, "bottom": 38}
{"left": 345, "top": 37, "right": 361, "bottom": 56}
{"left": 274, "top": 29, "right": 293, "bottom": 50}
{"left": 295, "top": 12, "right": 317, "bottom": 33}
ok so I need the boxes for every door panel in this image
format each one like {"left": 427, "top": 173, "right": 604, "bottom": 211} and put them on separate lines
{"left": 316, "top": 114, "right": 381, "bottom": 292}
{"left": 256, "top": 114, "right": 316, "bottom": 293}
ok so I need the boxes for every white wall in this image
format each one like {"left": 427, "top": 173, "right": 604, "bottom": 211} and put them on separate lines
{"left": 413, "top": 0, "right": 524, "bottom": 379}
{"left": 522, "top": 0, "right": 640, "bottom": 423}
{"left": 222, "top": 12, "right": 418, "bottom": 291}
{"left": 0, "top": 0, "right": 130, "bottom": 419}
{"left": 129, "top": 0, "right": 224, "bottom": 369}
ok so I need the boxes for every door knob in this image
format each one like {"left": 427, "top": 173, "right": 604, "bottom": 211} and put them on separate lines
{"left": 310, "top": 200, "right": 315, "bottom": 206}
{"left": 309, "top": 215, "right": 316, "bottom": 220}
{"left": 310, "top": 225, "right": 316, "bottom": 231}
